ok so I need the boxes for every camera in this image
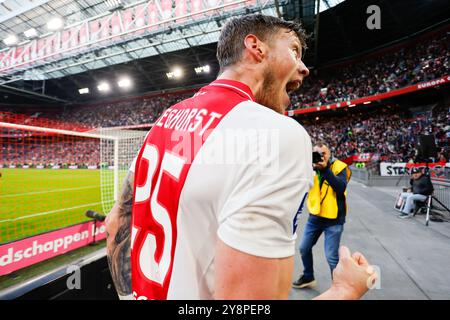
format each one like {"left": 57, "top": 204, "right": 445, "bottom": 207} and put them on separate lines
{"left": 313, "top": 151, "right": 323, "bottom": 164}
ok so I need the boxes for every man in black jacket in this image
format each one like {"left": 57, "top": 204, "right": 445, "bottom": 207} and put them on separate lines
{"left": 398, "top": 167, "right": 434, "bottom": 218}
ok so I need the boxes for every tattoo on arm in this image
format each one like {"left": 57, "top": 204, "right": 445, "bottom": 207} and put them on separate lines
{"left": 107, "top": 170, "right": 134, "bottom": 297}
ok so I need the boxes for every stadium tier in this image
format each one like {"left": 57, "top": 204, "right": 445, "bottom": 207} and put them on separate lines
{"left": 300, "top": 104, "right": 450, "bottom": 163}
{"left": 2, "top": 27, "right": 447, "bottom": 128}
{"left": 290, "top": 32, "right": 449, "bottom": 110}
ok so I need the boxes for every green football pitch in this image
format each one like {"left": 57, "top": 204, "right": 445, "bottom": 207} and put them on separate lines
{"left": 0, "top": 169, "right": 112, "bottom": 244}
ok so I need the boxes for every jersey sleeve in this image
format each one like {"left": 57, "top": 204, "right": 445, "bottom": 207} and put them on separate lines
{"left": 217, "top": 118, "right": 313, "bottom": 259}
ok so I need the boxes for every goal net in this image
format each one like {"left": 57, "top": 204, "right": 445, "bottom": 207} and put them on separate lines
{"left": 95, "top": 128, "right": 148, "bottom": 214}
{"left": 0, "top": 122, "right": 148, "bottom": 244}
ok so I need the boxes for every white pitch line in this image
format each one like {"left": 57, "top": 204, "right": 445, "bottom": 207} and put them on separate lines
{"left": 0, "top": 202, "right": 103, "bottom": 224}
{"left": 0, "top": 185, "right": 98, "bottom": 198}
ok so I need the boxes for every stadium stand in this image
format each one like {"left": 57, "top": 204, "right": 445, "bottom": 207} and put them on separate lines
{"left": 4, "top": 29, "right": 446, "bottom": 127}
{"left": 301, "top": 104, "right": 450, "bottom": 163}
{"left": 54, "top": 93, "right": 191, "bottom": 128}
{"left": 289, "top": 33, "right": 449, "bottom": 109}
{"left": 2, "top": 29, "right": 448, "bottom": 165}
{"left": 2, "top": 140, "right": 100, "bottom": 167}
{"left": 3, "top": 102, "right": 448, "bottom": 166}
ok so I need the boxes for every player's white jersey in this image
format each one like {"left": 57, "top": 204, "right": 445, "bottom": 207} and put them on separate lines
{"left": 130, "top": 79, "right": 313, "bottom": 300}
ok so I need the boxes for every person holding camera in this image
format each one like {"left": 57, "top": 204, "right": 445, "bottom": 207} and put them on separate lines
{"left": 398, "top": 167, "right": 434, "bottom": 218}
{"left": 293, "top": 142, "right": 352, "bottom": 289}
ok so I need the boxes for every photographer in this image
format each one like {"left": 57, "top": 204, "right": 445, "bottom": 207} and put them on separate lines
{"left": 293, "top": 142, "right": 352, "bottom": 289}
{"left": 398, "top": 167, "right": 434, "bottom": 218}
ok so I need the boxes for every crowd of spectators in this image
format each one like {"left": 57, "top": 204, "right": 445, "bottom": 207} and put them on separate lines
{"left": 1, "top": 137, "right": 100, "bottom": 167}
{"left": 289, "top": 33, "right": 449, "bottom": 109}
{"left": 55, "top": 92, "right": 193, "bottom": 128}
{"left": 2, "top": 104, "right": 448, "bottom": 167}
{"left": 301, "top": 104, "right": 450, "bottom": 163}
{"left": 0, "top": 111, "right": 91, "bottom": 131}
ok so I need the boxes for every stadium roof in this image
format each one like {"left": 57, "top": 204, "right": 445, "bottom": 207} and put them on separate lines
{"left": 0, "top": 0, "right": 345, "bottom": 42}
{"left": 0, "top": 41, "right": 221, "bottom": 105}
{"left": 0, "top": 1, "right": 279, "bottom": 89}
{"left": 0, "top": 0, "right": 140, "bottom": 51}
{"left": 0, "top": 0, "right": 346, "bottom": 104}
{"left": 1, "top": 0, "right": 448, "bottom": 106}
{"left": 0, "top": 1, "right": 282, "bottom": 104}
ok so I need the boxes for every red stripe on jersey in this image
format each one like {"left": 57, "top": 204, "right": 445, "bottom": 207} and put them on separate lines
{"left": 131, "top": 80, "right": 254, "bottom": 300}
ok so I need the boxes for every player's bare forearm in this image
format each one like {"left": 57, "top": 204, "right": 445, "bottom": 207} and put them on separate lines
{"left": 214, "top": 239, "right": 294, "bottom": 299}
{"left": 105, "top": 170, "right": 133, "bottom": 298}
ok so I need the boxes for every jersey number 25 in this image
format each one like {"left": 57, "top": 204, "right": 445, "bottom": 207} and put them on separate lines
{"left": 132, "top": 144, "right": 185, "bottom": 285}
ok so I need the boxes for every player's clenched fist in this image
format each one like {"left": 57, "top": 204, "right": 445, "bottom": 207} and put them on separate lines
{"left": 330, "top": 246, "right": 378, "bottom": 299}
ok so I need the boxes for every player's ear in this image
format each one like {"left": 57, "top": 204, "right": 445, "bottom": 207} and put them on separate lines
{"left": 244, "top": 34, "right": 265, "bottom": 63}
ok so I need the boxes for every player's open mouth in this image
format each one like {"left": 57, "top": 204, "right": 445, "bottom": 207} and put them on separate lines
{"left": 285, "top": 80, "right": 302, "bottom": 94}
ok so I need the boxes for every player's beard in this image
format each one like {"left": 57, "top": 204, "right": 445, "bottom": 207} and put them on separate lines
{"left": 255, "top": 66, "right": 284, "bottom": 114}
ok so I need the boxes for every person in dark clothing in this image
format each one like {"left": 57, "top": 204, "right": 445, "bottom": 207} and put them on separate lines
{"left": 293, "top": 142, "right": 351, "bottom": 289}
{"left": 398, "top": 167, "right": 434, "bottom": 218}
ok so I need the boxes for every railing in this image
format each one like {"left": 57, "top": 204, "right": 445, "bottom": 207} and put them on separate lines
{"left": 349, "top": 165, "right": 450, "bottom": 190}
{"left": 349, "top": 166, "right": 369, "bottom": 182}
{"left": 431, "top": 180, "right": 450, "bottom": 212}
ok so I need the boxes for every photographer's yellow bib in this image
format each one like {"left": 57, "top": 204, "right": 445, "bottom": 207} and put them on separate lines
{"left": 307, "top": 160, "right": 351, "bottom": 219}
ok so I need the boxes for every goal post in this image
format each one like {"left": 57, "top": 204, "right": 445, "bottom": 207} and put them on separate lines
{"left": 94, "top": 127, "right": 149, "bottom": 214}
{"left": 0, "top": 121, "right": 148, "bottom": 244}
